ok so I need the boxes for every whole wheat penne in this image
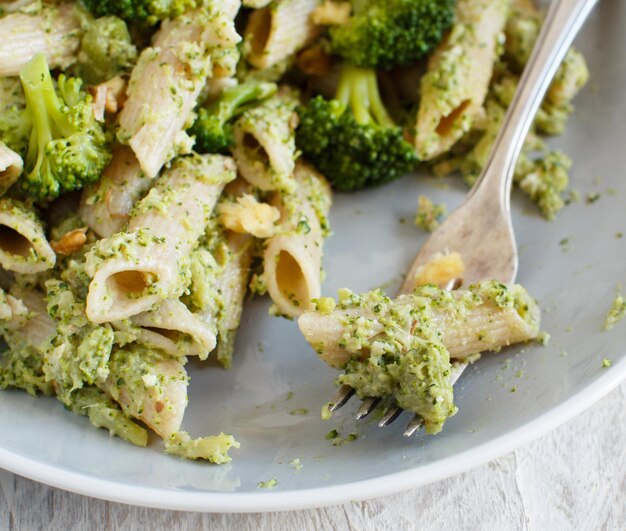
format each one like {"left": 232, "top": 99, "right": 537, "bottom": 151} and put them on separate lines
{"left": 102, "top": 345, "right": 189, "bottom": 439}
{"left": 117, "top": 6, "right": 241, "bottom": 178}
{"left": 263, "top": 161, "right": 331, "bottom": 318}
{"left": 232, "top": 89, "right": 299, "bottom": 192}
{"left": 0, "top": 141, "right": 23, "bottom": 195}
{"left": 0, "top": 2, "right": 82, "bottom": 77}
{"left": 415, "top": 0, "right": 511, "bottom": 161}
{"left": 79, "top": 146, "right": 150, "bottom": 237}
{"left": 85, "top": 155, "right": 236, "bottom": 323}
{"left": 129, "top": 299, "right": 217, "bottom": 360}
{"left": 244, "top": 0, "right": 321, "bottom": 70}
{"left": 0, "top": 198, "right": 55, "bottom": 274}
{"left": 298, "top": 282, "right": 540, "bottom": 369}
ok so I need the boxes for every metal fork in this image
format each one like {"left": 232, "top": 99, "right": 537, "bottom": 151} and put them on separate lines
{"left": 328, "top": 0, "right": 599, "bottom": 436}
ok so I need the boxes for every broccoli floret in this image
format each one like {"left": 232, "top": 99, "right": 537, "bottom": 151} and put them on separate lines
{"left": 16, "top": 53, "right": 111, "bottom": 200}
{"left": 77, "top": 16, "right": 138, "bottom": 85}
{"left": 329, "top": 0, "right": 455, "bottom": 70}
{"left": 79, "top": 0, "right": 199, "bottom": 23}
{"left": 190, "top": 81, "right": 277, "bottom": 154}
{"left": 296, "top": 65, "right": 417, "bottom": 190}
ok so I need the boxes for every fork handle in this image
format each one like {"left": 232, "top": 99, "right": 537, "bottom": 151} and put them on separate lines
{"left": 470, "top": 0, "right": 599, "bottom": 208}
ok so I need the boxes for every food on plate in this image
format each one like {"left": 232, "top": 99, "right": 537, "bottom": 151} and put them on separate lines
{"left": 299, "top": 281, "right": 540, "bottom": 433}
{"left": 0, "top": 0, "right": 588, "bottom": 462}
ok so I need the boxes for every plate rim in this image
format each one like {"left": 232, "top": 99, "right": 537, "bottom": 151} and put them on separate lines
{"left": 1, "top": 356, "right": 624, "bottom": 513}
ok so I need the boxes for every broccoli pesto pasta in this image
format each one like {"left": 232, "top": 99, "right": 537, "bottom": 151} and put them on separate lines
{"left": 0, "top": 142, "right": 23, "bottom": 193}
{"left": 117, "top": 5, "right": 241, "bottom": 178}
{"left": 0, "top": 0, "right": 592, "bottom": 462}
{"left": 231, "top": 88, "right": 300, "bottom": 193}
{"left": 262, "top": 161, "right": 332, "bottom": 318}
{"left": 0, "top": 2, "right": 82, "bottom": 77}
{"left": 0, "top": 198, "right": 55, "bottom": 274}
{"left": 415, "top": 0, "right": 511, "bottom": 161}
{"left": 298, "top": 282, "right": 541, "bottom": 433}
{"left": 85, "top": 154, "right": 236, "bottom": 323}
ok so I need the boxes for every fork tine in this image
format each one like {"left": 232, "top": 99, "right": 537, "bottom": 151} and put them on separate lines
{"left": 403, "top": 415, "right": 424, "bottom": 437}
{"left": 355, "top": 397, "right": 380, "bottom": 419}
{"left": 328, "top": 384, "right": 355, "bottom": 412}
{"left": 378, "top": 405, "right": 403, "bottom": 427}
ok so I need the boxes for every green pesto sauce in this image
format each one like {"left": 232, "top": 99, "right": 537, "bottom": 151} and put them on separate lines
{"left": 165, "top": 431, "right": 240, "bottom": 464}
{"left": 257, "top": 478, "right": 278, "bottom": 489}
{"left": 604, "top": 290, "right": 626, "bottom": 331}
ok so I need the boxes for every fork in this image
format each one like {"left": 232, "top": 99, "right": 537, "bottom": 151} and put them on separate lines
{"left": 328, "top": 0, "right": 599, "bottom": 436}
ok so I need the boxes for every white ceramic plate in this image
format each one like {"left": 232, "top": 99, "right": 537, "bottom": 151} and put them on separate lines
{"left": 1, "top": 2, "right": 625, "bottom": 513}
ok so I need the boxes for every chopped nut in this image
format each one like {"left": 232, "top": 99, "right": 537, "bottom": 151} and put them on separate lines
{"left": 296, "top": 46, "right": 332, "bottom": 76}
{"left": 220, "top": 194, "right": 280, "bottom": 238}
{"left": 51, "top": 228, "right": 88, "bottom": 255}
{"left": 89, "top": 76, "right": 127, "bottom": 121}
{"left": 311, "top": 1, "right": 352, "bottom": 26}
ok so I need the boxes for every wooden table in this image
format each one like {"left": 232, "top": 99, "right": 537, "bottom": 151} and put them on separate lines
{"left": 2, "top": 382, "right": 624, "bottom": 530}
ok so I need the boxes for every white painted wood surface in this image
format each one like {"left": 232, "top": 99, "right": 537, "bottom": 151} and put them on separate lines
{"left": 1, "top": 382, "right": 624, "bottom": 530}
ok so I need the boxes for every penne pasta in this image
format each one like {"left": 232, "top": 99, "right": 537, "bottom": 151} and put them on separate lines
{"left": 415, "top": 0, "right": 511, "bottom": 161}
{"left": 298, "top": 282, "right": 540, "bottom": 369}
{"left": 102, "top": 345, "right": 189, "bottom": 439}
{"left": 117, "top": 6, "right": 241, "bottom": 178}
{"left": 0, "top": 141, "right": 23, "bottom": 195}
{"left": 85, "top": 154, "right": 236, "bottom": 323}
{"left": 0, "top": 287, "right": 56, "bottom": 396}
{"left": 209, "top": 232, "right": 254, "bottom": 369}
{"left": 0, "top": 198, "right": 55, "bottom": 274}
{"left": 0, "top": 2, "right": 82, "bottom": 77}
{"left": 129, "top": 299, "right": 217, "bottom": 360}
{"left": 262, "top": 161, "right": 331, "bottom": 318}
{"left": 232, "top": 89, "right": 299, "bottom": 192}
{"left": 79, "top": 146, "right": 150, "bottom": 238}
{"left": 244, "top": 0, "right": 321, "bottom": 70}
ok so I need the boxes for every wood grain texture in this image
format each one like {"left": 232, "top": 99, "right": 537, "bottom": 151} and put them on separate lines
{"left": 2, "top": 382, "right": 624, "bottom": 531}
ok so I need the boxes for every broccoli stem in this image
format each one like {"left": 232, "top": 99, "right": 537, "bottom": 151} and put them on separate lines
{"left": 208, "top": 81, "right": 277, "bottom": 127}
{"left": 336, "top": 65, "right": 395, "bottom": 127}
{"left": 20, "top": 56, "right": 57, "bottom": 178}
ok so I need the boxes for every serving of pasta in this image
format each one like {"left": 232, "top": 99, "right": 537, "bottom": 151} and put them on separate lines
{"left": 0, "top": 0, "right": 589, "bottom": 464}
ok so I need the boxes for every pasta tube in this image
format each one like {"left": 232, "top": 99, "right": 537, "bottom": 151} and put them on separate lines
{"left": 0, "top": 198, "right": 55, "bottom": 274}
{"left": 208, "top": 232, "right": 254, "bottom": 369}
{"left": 117, "top": 6, "right": 241, "bottom": 178}
{"left": 0, "top": 142, "right": 22, "bottom": 195}
{"left": 102, "top": 346, "right": 189, "bottom": 439}
{"left": 244, "top": 0, "right": 321, "bottom": 69}
{"left": 85, "top": 155, "right": 236, "bottom": 323}
{"left": 0, "top": 2, "right": 82, "bottom": 77}
{"left": 188, "top": 180, "right": 256, "bottom": 367}
{"left": 232, "top": 89, "right": 299, "bottom": 192}
{"left": 298, "top": 282, "right": 540, "bottom": 369}
{"left": 415, "top": 0, "right": 511, "bottom": 161}
{"left": 129, "top": 299, "right": 217, "bottom": 360}
{"left": 79, "top": 146, "right": 150, "bottom": 237}
{"left": 0, "top": 287, "right": 56, "bottom": 396}
{"left": 263, "top": 161, "right": 331, "bottom": 318}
